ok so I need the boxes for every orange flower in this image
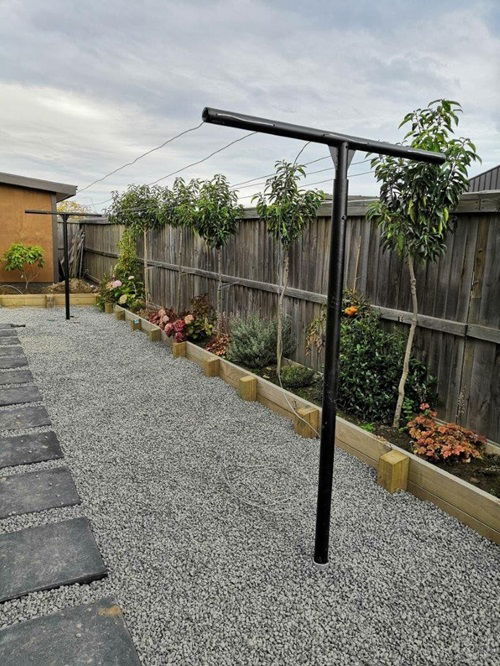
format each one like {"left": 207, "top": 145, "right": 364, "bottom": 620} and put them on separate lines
{"left": 344, "top": 305, "right": 358, "bottom": 317}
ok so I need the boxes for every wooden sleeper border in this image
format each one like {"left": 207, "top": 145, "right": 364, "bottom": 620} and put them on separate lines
{"left": 0, "top": 294, "right": 98, "bottom": 308}
{"left": 110, "top": 304, "right": 500, "bottom": 544}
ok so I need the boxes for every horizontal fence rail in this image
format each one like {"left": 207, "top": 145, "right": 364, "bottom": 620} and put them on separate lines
{"left": 83, "top": 190, "right": 500, "bottom": 443}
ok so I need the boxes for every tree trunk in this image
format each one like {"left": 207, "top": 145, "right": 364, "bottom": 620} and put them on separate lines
{"left": 276, "top": 249, "right": 289, "bottom": 377}
{"left": 176, "top": 228, "right": 184, "bottom": 313}
{"left": 216, "top": 246, "right": 222, "bottom": 334}
{"left": 393, "top": 255, "right": 418, "bottom": 428}
{"left": 143, "top": 230, "right": 149, "bottom": 306}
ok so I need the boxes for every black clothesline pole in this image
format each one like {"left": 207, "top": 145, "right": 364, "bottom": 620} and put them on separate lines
{"left": 202, "top": 106, "right": 446, "bottom": 565}
{"left": 24, "top": 210, "right": 103, "bottom": 321}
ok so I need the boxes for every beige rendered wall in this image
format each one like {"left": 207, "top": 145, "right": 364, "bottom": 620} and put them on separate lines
{"left": 0, "top": 184, "right": 56, "bottom": 283}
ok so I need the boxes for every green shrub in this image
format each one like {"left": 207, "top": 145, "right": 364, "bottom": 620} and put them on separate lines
{"left": 226, "top": 315, "right": 295, "bottom": 369}
{"left": 114, "top": 228, "right": 143, "bottom": 283}
{"left": 280, "top": 364, "right": 316, "bottom": 389}
{"left": 97, "top": 228, "right": 145, "bottom": 312}
{"left": 306, "top": 290, "right": 436, "bottom": 426}
{"left": 3, "top": 242, "right": 44, "bottom": 291}
{"left": 337, "top": 310, "right": 435, "bottom": 424}
{"left": 96, "top": 274, "right": 144, "bottom": 313}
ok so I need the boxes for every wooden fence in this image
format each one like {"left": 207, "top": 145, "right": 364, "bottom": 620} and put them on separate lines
{"left": 83, "top": 190, "right": 500, "bottom": 443}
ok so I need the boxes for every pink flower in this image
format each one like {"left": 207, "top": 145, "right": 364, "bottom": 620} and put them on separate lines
{"left": 173, "top": 319, "right": 185, "bottom": 333}
{"left": 165, "top": 323, "right": 174, "bottom": 335}
{"left": 161, "top": 315, "right": 170, "bottom": 324}
{"left": 184, "top": 314, "right": 194, "bottom": 324}
{"left": 111, "top": 280, "right": 122, "bottom": 288}
{"left": 175, "top": 331, "right": 184, "bottom": 342}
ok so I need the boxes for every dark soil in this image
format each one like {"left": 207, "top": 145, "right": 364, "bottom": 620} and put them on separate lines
{"left": 375, "top": 424, "right": 500, "bottom": 497}
{"left": 45, "top": 279, "right": 97, "bottom": 294}
{"left": 230, "top": 362, "right": 500, "bottom": 498}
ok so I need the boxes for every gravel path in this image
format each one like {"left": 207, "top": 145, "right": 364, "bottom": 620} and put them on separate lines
{"left": 0, "top": 307, "right": 498, "bottom": 666}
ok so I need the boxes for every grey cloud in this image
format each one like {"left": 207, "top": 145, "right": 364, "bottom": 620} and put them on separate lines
{"left": 0, "top": 0, "right": 498, "bottom": 209}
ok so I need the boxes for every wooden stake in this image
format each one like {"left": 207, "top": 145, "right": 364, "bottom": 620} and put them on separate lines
{"left": 239, "top": 375, "right": 257, "bottom": 401}
{"left": 377, "top": 450, "right": 409, "bottom": 493}
{"left": 148, "top": 328, "right": 161, "bottom": 342}
{"left": 294, "top": 406, "right": 320, "bottom": 439}
{"left": 172, "top": 341, "right": 187, "bottom": 358}
{"left": 104, "top": 302, "right": 113, "bottom": 314}
{"left": 45, "top": 295, "right": 55, "bottom": 309}
{"left": 115, "top": 309, "right": 125, "bottom": 320}
{"left": 203, "top": 357, "right": 220, "bottom": 377}
{"left": 130, "top": 318, "right": 141, "bottom": 331}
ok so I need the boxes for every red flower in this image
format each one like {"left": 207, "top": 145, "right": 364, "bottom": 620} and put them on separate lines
{"left": 174, "top": 331, "right": 185, "bottom": 342}
{"left": 165, "top": 322, "right": 174, "bottom": 335}
{"left": 173, "top": 318, "right": 185, "bottom": 333}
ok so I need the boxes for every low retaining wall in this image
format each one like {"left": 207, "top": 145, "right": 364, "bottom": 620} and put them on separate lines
{"left": 0, "top": 294, "right": 97, "bottom": 308}
{"left": 111, "top": 304, "right": 500, "bottom": 545}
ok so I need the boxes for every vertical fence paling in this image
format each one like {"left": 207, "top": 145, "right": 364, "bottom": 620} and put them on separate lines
{"left": 82, "top": 196, "right": 500, "bottom": 443}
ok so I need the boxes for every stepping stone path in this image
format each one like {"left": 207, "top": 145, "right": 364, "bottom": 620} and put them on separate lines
{"left": 0, "top": 404, "right": 50, "bottom": 431}
{"left": 0, "top": 384, "right": 41, "bottom": 406}
{"left": 0, "top": 597, "right": 141, "bottom": 665}
{"left": 0, "top": 329, "right": 19, "bottom": 337}
{"left": 0, "top": 431, "right": 63, "bottom": 469}
{"left": 0, "top": 345, "right": 23, "bottom": 355}
{"left": 0, "top": 355, "right": 27, "bottom": 369}
{"left": 0, "top": 337, "right": 22, "bottom": 345}
{"left": 0, "top": 467, "right": 80, "bottom": 518}
{"left": 0, "top": 368, "right": 33, "bottom": 385}
{"left": 0, "top": 518, "right": 107, "bottom": 602}
{"left": 0, "top": 323, "right": 139, "bottom": 663}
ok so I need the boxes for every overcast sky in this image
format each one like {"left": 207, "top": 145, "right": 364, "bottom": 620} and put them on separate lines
{"left": 0, "top": 0, "right": 498, "bottom": 211}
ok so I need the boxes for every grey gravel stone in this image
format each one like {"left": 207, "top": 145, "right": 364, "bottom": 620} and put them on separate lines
{"left": 0, "top": 308, "right": 498, "bottom": 666}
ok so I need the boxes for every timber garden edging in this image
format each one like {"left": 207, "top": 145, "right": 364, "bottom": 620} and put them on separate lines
{"left": 0, "top": 294, "right": 97, "bottom": 308}
{"left": 109, "top": 303, "right": 500, "bottom": 545}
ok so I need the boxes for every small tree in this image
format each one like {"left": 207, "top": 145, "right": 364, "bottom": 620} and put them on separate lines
{"left": 107, "top": 185, "right": 163, "bottom": 304}
{"left": 114, "top": 227, "right": 144, "bottom": 285}
{"left": 367, "top": 99, "right": 480, "bottom": 427}
{"left": 194, "top": 174, "right": 242, "bottom": 332}
{"left": 57, "top": 200, "right": 91, "bottom": 214}
{"left": 254, "top": 161, "right": 324, "bottom": 374}
{"left": 163, "top": 178, "right": 200, "bottom": 311}
{"left": 3, "top": 242, "right": 45, "bottom": 292}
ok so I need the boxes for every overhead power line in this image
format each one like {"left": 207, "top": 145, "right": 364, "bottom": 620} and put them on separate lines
{"left": 88, "top": 168, "right": 374, "bottom": 217}
{"left": 238, "top": 169, "right": 374, "bottom": 200}
{"left": 230, "top": 157, "right": 370, "bottom": 190}
{"left": 147, "top": 131, "right": 257, "bottom": 185}
{"left": 92, "top": 130, "right": 257, "bottom": 207}
{"left": 79, "top": 122, "right": 204, "bottom": 193}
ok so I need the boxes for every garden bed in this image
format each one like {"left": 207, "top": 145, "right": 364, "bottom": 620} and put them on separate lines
{"left": 109, "top": 304, "right": 500, "bottom": 544}
{"left": 249, "top": 365, "right": 500, "bottom": 498}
